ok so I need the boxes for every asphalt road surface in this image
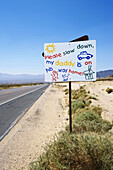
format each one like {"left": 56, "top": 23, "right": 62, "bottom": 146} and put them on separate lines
{"left": 0, "top": 84, "right": 49, "bottom": 141}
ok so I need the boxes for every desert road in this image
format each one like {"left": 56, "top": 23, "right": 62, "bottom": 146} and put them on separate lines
{"left": 0, "top": 84, "right": 49, "bottom": 140}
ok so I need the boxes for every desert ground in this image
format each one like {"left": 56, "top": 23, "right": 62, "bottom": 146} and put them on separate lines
{"left": 0, "top": 81, "right": 113, "bottom": 169}
{"left": 71, "top": 81, "right": 113, "bottom": 123}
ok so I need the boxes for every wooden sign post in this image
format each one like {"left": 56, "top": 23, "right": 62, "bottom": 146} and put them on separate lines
{"left": 68, "top": 35, "right": 89, "bottom": 133}
{"left": 69, "top": 81, "right": 72, "bottom": 133}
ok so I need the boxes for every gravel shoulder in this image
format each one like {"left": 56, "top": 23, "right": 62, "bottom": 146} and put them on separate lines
{"left": 0, "top": 84, "right": 68, "bottom": 170}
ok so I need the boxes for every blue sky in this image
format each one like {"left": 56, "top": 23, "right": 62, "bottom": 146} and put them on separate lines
{"left": 0, "top": 0, "right": 113, "bottom": 75}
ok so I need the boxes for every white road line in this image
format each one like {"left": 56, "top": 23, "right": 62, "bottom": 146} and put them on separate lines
{"left": 0, "top": 85, "right": 47, "bottom": 106}
{"left": 0, "top": 108, "right": 28, "bottom": 141}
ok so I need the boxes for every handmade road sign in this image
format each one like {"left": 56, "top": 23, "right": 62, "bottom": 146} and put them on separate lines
{"left": 44, "top": 40, "right": 96, "bottom": 82}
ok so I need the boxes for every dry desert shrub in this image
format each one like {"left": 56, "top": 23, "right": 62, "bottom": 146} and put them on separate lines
{"left": 106, "top": 87, "right": 113, "bottom": 94}
{"left": 29, "top": 86, "right": 113, "bottom": 170}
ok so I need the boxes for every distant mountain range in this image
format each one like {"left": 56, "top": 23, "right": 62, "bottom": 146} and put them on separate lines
{"left": 0, "top": 69, "right": 113, "bottom": 84}
{"left": 96, "top": 70, "right": 113, "bottom": 78}
{"left": 0, "top": 73, "right": 44, "bottom": 84}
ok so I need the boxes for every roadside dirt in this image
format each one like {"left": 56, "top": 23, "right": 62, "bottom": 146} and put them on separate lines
{"left": 71, "top": 81, "right": 113, "bottom": 123}
{"left": 63, "top": 80, "right": 113, "bottom": 124}
{"left": 0, "top": 84, "right": 68, "bottom": 170}
{"left": 63, "top": 81, "right": 113, "bottom": 124}
{"left": 0, "top": 81, "right": 113, "bottom": 170}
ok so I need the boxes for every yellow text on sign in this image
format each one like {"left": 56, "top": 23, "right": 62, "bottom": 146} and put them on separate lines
{"left": 55, "top": 60, "right": 75, "bottom": 67}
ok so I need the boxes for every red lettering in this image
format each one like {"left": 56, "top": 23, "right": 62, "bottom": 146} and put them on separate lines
{"left": 85, "top": 61, "right": 92, "bottom": 65}
{"left": 49, "top": 56, "right": 53, "bottom": 59}
{"left": 85, "top": 61, "right": 88, "bottom": 65}
{"left": 53, "top": 54, "right": 57, "bottom": 58}
{"left": 45, "top": 53, "right": 62, "bottom": 60}
{"left": 69, "top": 69, "right": 71, "bottom": 73}
{"left": 45, "top": 55, "right": 48, "bottom": 60}
{"left": 68, "top": 69, "right": 84, "bottom": 76}
{"left": 82, "top": 72, "right": 84, "bottom": 75}
{"left": 58, "top": 53, "right": 62, "bottom": 57}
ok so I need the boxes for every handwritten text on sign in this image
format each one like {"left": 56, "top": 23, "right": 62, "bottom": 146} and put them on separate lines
{"left": 44, "top": 40, "right": 96, "bottom": 82}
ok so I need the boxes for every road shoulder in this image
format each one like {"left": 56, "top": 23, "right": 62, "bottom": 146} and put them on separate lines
{"left": 0, "top": 84, "right": 68, "bottom": 170}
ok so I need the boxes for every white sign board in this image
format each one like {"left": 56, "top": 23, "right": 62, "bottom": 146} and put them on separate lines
{"left": 44, "top": 40, "right": 96, "bottom": 82}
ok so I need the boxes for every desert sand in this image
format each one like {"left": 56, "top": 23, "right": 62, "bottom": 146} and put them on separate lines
{"left": 0, "top": 81, "right": 113, "bottom": 169}
{"left": 71, "top": 81, "right": 113, "bottom": 123}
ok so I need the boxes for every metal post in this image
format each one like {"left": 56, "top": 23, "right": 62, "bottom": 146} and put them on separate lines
{"left": 69, "top": 81, "right": 72, "bottom": 133}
